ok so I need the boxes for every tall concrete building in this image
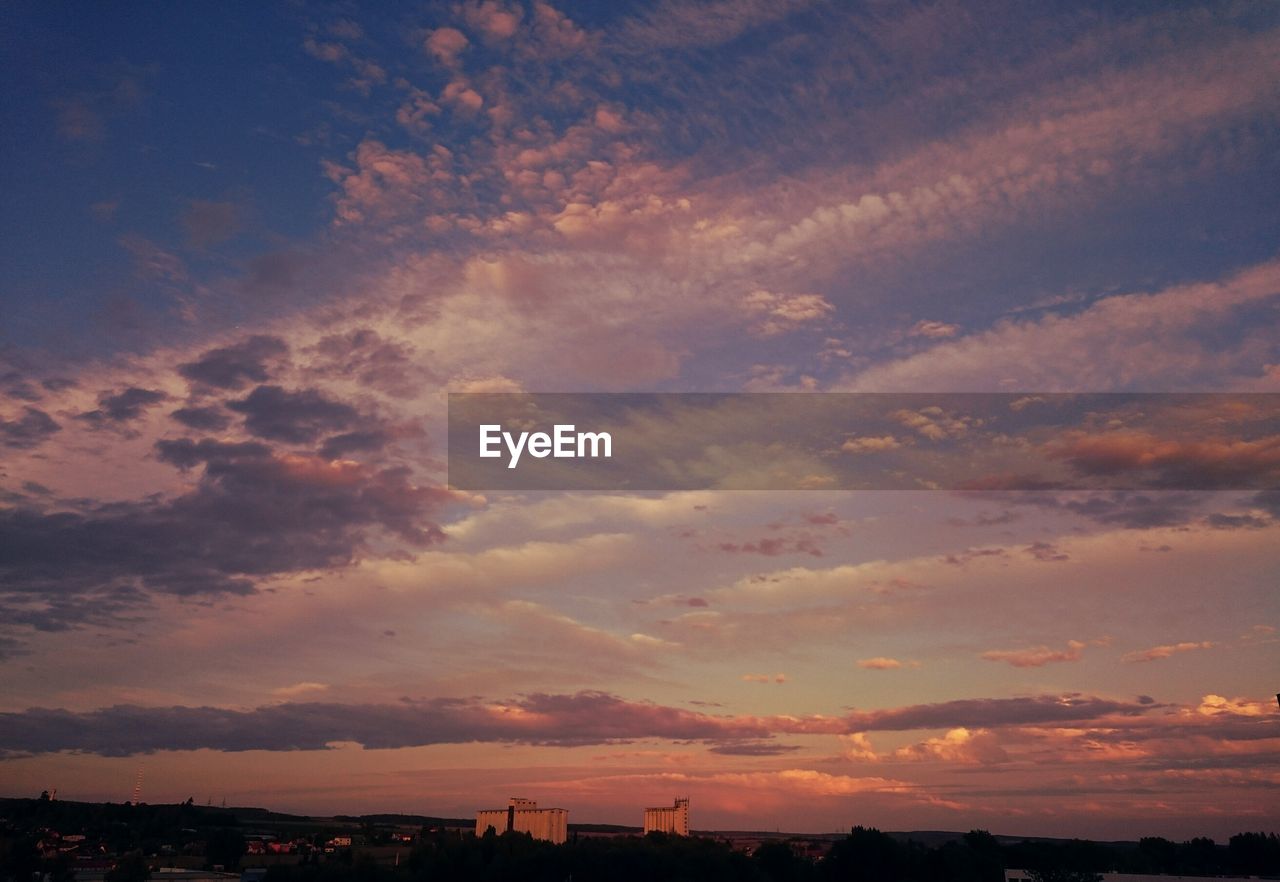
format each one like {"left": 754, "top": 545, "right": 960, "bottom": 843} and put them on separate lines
{"left": 475, "top": 797, "right": 568, "bottom": 844}
{"left": 643, "top": 797, "right": 690, "bottom": 836}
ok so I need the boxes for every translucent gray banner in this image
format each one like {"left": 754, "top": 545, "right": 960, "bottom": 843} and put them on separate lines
{"left": 447, "top": 393, "right": 1280, "bottom": 491}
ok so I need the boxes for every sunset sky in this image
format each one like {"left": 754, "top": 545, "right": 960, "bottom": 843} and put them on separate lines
{"left": 1, "top": 1, "right": 1278, "bottom": 840}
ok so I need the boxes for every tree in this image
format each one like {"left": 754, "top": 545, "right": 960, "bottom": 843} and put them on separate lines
{"left": 755, "top": 841, "right": 817, "bottom": 882}
{"left": 822, "top": 827, "right": 910, "bottom": 881}
{"left": 1229, "top": 832, "right": 1280, "bottom": 876}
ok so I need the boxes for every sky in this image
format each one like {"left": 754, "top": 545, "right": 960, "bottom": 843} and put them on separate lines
{"left": 0, "top": 0, "right": 1278, "bottom": 840}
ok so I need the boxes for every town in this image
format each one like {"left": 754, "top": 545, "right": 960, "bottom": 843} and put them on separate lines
{"left": 2, "top": 793, "right": 1276, "bottom": 882}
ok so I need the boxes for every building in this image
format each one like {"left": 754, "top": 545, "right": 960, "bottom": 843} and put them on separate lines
{"left": 475, "top": 797, "right": 568, "bottom": 844}
{"left": 643, "top": 797, "right": 690, "bottom": 836}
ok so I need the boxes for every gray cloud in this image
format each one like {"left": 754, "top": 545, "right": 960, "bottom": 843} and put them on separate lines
{"left": 0, "top": 438, "right": 448, "bottom": 632}
{"left": 319, "top": 429, "right": 393, "bottom": 459}
{"left": 835, "top": 694, "right": 1160, "bottom": 733}
{"left": 308, "top": 329, "right": 424, "bottom": 397}
{"left": 976, "top": 490, "right": 1278, "bottom": 532}
{"left": 77, "top": 387, "right": 167, "bottom": 425}
{"left": 708, "top": 741, "right": 803, "bottom": 756}
{"left": 0, "top": 691, "right": 769, "bottom": 757}
{"left": 170, "top": 405, "right": 232, "bottom": 431}
{"left": 178, "top": 335, "right": 289, "bottom": 390}
{"left": 4, "top": 690, "right": 1264, "bottom": 760}
{"left": 227, "top": 385, "right": 359, "bottom": 443}
{"left": 1, "top": 407, "right": 60, "bottom": 449}
{"left": 980, "top": 490, "right": 1209, "bottom": 529}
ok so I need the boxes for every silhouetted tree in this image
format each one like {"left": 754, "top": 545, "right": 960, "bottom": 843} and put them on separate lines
{"left": 1229, "top": 831, "right": 1280, "bottom": 875}
{"left": 1138, "top": 836, "right": 1178, "bottom": 874}
{"left": 754, "top": 840, "right": 818, "bottom": 882}
{"left": 823, "top": 826, "right": 912, "bottom": 882}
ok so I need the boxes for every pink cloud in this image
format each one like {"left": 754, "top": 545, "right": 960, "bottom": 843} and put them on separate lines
{"left": 980, "top": 640, "right": 1087, "bottom": 668}
{"left": 424, "top": 27, "right": 469, "bottom": 64}
{"left": 1046, "top": 431, "right": 1280, "bottom": 486}
{"left": 462, "top": 1, "right": 522, "bottom": 40}
{"left": 741, "top": 290, "right": 835, "bottom": 337}
{"left": 857, "top": 657, "right": 906, "bottom": 670}
{"left": 891, "top": 727, "right": 1009, "bottom": 765}
{"left": 1122, "top": 641, "right": 1215, "bottom": 663}
{"left": 909, "top": 320, "right": 960, "bottom": 338}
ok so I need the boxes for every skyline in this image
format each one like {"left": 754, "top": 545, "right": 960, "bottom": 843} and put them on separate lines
{"left": 1, "top": 0, "right": 1278, "bottom": 840}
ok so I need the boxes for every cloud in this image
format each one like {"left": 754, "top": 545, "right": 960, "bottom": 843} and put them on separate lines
{"left": 307, "top": 328, "right": 424, "bottom": 396}
{"left": 424, "top": 27, "right": 469, "bottom": 65}
{"left": 0, "top": 407, "right": 60, "bottom": 450}
{"left": 741, "top": 673, "right": 787, "bottom": 684}
{"left": 980, "top": 640, "right": 1087, "bottom": 668}
{"left": 318, "top": 429, "right": 394, "bottom": 460}
{"left": 986, "top": 490, "right": 1209, "bottom": 529}
{"left": 741, "top": 290, "right": 834, "bottom": 337}
{"left": 707, "top": 740, "right": 801, "bottom": 756}
{"left": 1250, "top": 489, "right": 1280, "bottom": 517}
{"left": 118, "top": 234, "right": 188, "bottom": 285}
{"left": 1122, "top": 641, "right": 1215, "bottom": 663}
{"left": 843, "top": 261, "right": 1280, "bottom": 391}
{"left": 0, "top": 691, "right": 769, "bottom": 757}
{"left": 271, "top": 682, "right": 330, "bottom": 698}
{"left": 302, "top": 36, "right": 386, "bottom": 93}
{"left": 834, "top": 694, "right": 1153, "bottom": 732}
{"left": 170, "top": 405, "right": 231, "bottom": 431}
{"left": 0, "top": 440, "right": 449, "bottom": 631}
{"left": 462, "top": 2, "right": 522, "bottom": 41}
{"left": 322, "top": 140, "right": 440, "bottom": 226}
{"left": 841, "top": 435, "right": 903, "bottom": 454}
{"left": 857, "top": 657, "right": 904, "bottom": 670}
{"left": 1194, "top": 694, "right": 1273, "bottom": 718}
{"left": 395, "top": 88, "right": 441, "bottom": 136}
{"left": 892, "top": 407, "right": 979, "bottom": 442}
{"left": 226, "top": 385, "right": 360, "bottom": 444}
{"left": 1046, "top": 431, "right": 1280, "bottom": 489}
{"left": 76, "top": 387, "right": 167, "bottom": 425}
{"left": 178, "top": 335, "right": 290, "bottom": 390}
{"left": 4, "top": 685, "right": 1268, "bottom": 794}
{"left": 716, "top": 536, "right": 823, "bottom": 557}
{"left": 614, "top": 0, "right": 808, "bottom": 52}
{"left": 1024, "top": 541, "right": 1069, "bottom": 563}
{"left": 909, "top": 320, "right": 959, "bottom": 339}
{"left": 891, "top": 727, "right": 1009, "bottom": 765}
{"left": 441, "top": 78, "right": 484, "bottom": 112}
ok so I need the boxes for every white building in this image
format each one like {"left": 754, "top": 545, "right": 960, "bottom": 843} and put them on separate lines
{"left": 643, "top": 797, "right": 690, "bottom": 836}
{"left": 475, "top": 797, "right": 568, "bottom": 844}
